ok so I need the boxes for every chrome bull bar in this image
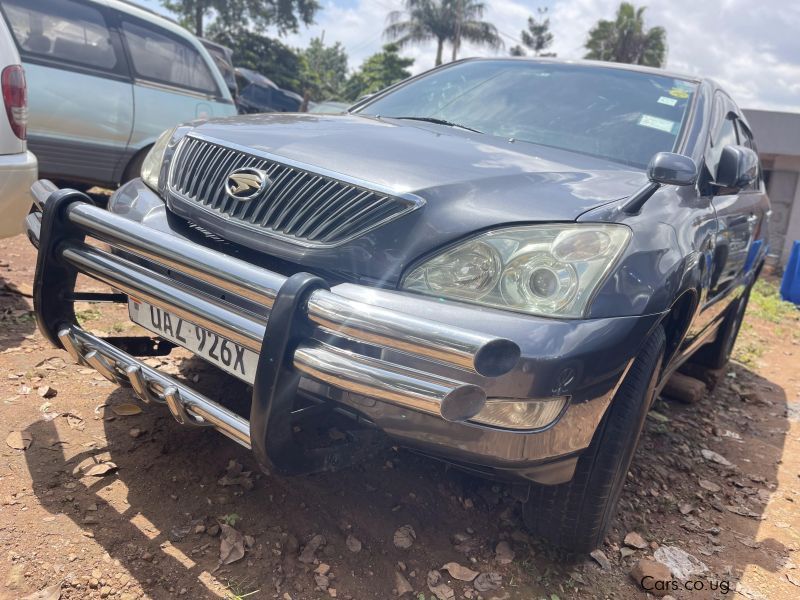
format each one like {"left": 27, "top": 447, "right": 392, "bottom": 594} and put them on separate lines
{"left": 59, "top": 325, "right": 252, "bottom": 447}
{"left": 26, "top": 184, "right": 520, "bottom": 475}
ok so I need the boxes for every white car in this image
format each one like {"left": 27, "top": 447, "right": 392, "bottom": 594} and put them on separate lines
{"left": 0, "top": 11, "right": 35, "bottom": 238}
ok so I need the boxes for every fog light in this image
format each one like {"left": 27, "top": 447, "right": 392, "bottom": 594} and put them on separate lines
{"left": 470, "top": 396, "right": 568, "bottom": 430}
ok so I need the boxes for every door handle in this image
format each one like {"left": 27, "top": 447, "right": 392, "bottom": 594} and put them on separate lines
{"left": 747, "top": 213, "right": 758, "bottom": 223}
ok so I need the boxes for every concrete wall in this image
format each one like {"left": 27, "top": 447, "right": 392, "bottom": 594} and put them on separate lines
{"left": 744, "top": 109, "right": 800, "bottom": 265}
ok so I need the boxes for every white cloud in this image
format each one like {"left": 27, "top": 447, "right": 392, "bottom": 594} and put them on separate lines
{"left": 275, "top": 0, "right": 800, "bottom": 112}
{"left": 141, "top": 0, "right": 799, "bottom": 111}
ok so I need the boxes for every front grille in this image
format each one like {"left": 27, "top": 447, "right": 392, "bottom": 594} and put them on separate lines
{"left": 167, "top": 135, "right": 420, "bottom": 246}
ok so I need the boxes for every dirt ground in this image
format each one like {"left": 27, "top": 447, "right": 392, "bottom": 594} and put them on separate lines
{"left": 2, "top": 230, "right": 800, "bottom": 600}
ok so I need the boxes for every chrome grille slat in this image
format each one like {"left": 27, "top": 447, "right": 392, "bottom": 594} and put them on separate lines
{"left": 295, "top": 187, "right": 360, "bottom": 239}
{"left": 258, "top": 171, "right": 310, "bottom": 227}
{"left": 271, "top": 174, "right": 325, "bottom": 229}
{"left": 283, "top": 179, "right": 339, "bottom": 234}
{"left": 321, "top": 195, "right": 390, "bottom": 242}
{"left": 178, "top": 138, "right": 203, "bottom": 192}
{"left": 199, "top": 146, "right": 228, "bottom": 204}
{"left": 307, "top": 190, "right": 372, "bottom": 240}
{"left": 167, "top": 135, "right": 420, "bottom": 247}
{"left": 189, "top": 143, "right": 217, "bottom": 200}
{"left": 207, "top": 149, "right": 237, "bottom": 209}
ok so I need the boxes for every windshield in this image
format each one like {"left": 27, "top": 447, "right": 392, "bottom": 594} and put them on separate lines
{"left": 357, "top": 60, "right": 697, "bottom": 169}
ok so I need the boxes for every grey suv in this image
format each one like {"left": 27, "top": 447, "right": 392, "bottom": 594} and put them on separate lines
{"left": 25, "top": 58, "right": 769, "bottom": 552}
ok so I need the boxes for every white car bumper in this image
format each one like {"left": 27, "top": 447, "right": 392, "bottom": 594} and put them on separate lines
{"left": 0, "top": 150, "right": 37, "bottom": 238}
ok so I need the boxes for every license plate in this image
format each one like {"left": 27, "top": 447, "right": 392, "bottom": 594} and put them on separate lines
{"left": 128, "top": 300, "right": 259, "bottom": 384}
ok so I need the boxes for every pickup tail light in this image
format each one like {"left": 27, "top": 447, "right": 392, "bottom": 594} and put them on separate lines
{"left": 2, "top": 65, "right": 27, "bottom": 140}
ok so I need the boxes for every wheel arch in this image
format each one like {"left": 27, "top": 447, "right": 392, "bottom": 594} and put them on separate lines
{"left": 659, "top": 288, "right": 699, "bottom": 368}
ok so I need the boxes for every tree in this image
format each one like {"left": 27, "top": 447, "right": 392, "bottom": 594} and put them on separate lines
{"left": 509, "top": 7, "right": 555, "bottom": 57}
{"left": 345, "top": 43, "right": 414, "bottom": 101}
{"left": 448, "top": 0, "right": 503, "bottom": 62}
{"left": 385, "top": 0, "right": 502, "bottom": 67}
{"left": 161, "top": 0, "right": 319, "bottom": 38}
{"left": 583, "top": 2, "right": 666, "bottom": 67}
{"left": 211, "top": 30, "right": 303, "bottom": 93}
{"left": 298, "top": 37, "right": 350, "bottom": 102}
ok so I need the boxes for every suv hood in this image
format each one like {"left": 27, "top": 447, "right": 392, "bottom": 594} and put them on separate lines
{"left": 185, "top": 113, "right": 648, "bottom": 285}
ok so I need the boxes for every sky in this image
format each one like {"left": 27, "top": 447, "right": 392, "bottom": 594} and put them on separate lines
{"left": 138, "top": 0, "right": 800, "bottom": 112}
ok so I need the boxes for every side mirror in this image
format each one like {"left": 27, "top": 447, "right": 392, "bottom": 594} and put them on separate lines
{"left": 716, "top": 145, "right": 758, "bottom": 190}
{"left": 647, "top": 152, "right": 698, "bottom": 186}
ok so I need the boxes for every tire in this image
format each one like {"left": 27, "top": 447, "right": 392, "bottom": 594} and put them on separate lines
{"left": 522, "top": 325, "right": 666, "bottom": 553}
{"left": 693, "top": 287, "right": 751, "bottom": 370}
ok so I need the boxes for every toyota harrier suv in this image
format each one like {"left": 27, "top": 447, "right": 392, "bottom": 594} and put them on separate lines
{"left": 25, "top": 58, "right": 769, "bottom": 552}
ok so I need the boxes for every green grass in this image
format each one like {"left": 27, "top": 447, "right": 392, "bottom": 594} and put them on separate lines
{"left": 732, "top": 339, "right": 765, "bottom": 367}
{"left": 748, "top": 279, "right": 799, "bottom": 324}
{"left": 219, "top": 513, "right": 240, "bottom": 527}
{"left": 733, "top": 278, "right": 799, "bottom": 366}
{"left": 75, "top": 307, "right": 102, "bottom": 325}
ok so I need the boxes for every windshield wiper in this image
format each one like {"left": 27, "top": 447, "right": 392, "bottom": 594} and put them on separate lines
{"left": 391, "top": 116, "right": 483, "bottom": 134}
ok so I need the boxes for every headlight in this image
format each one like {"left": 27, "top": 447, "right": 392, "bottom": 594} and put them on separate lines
{"left": 141, "top": 126, "right": 177, "bottom": 191}
{"left": 402, "top": 224, "right": 630, "bottom": 318}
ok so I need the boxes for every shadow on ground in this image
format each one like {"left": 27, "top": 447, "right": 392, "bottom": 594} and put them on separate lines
{"left": 0, "top": 276, "right": 35, "bottom": 353}
{"left": 22, "top": 356, "right": 791, "bottom": 599}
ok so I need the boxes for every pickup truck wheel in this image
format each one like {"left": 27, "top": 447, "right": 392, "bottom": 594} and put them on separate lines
{"left": 693, "top": 287, "right": 751, "bottom": 370}
{"left": 522, "top": 324, "right": 665, "bottom": 553}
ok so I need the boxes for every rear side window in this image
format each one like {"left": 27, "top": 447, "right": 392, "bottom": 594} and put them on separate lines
{"left": 120, "top": 20, "right": 218, "bottom": 96}
{"left": 2, "top": 0, "right": 119, "bottom": 71}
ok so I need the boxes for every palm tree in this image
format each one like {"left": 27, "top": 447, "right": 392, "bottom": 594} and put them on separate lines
{"left": 584, "top": 2, "right": 666, "bottom": 67}
{"left": 385, "top": 0, "right": 502, "bottom": 67}
{"left": 448, "top": 0, "right": 503, "bottom": 62}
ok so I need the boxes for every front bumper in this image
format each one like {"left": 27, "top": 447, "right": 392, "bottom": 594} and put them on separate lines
{"left": 25, "top": 180, "right": 663, "bottom": 483}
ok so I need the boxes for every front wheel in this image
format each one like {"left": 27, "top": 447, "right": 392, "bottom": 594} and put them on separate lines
{"left": 522, "top": 325, "right": 666, "bottom": 553}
